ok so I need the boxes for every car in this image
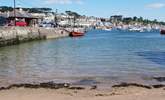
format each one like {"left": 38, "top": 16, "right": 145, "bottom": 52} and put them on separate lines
{"left": 39, "top": 22, "right": 57, "bottom": 28}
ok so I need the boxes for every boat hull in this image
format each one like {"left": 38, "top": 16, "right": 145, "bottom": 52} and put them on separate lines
{"left": 69, "top": 32, "right": 84, "bottom": 37}
{"left": 160, "top": 29, "right": 165, "bottom": 35}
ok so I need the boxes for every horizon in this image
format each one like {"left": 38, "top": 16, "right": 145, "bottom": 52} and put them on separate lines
{"left": 0, "top": 0, "right": 165, "bottom": 21}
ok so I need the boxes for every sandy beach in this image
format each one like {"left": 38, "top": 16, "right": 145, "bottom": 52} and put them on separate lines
{"left": 0, "top": 84, "right": 165, "bottom": 100}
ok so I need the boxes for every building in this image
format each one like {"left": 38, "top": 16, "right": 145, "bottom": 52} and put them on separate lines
{"left": 110, "top": 15, "right": 123, "bottom": 22}
{"left": 2, "top": 9, "right": 39, "bottom": 26}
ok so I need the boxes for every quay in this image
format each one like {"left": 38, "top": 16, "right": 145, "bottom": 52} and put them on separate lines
{"left": 0, "top": 27, "right": 70, "bottom": 47}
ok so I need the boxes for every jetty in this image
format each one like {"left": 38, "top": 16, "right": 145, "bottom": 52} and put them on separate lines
{"left": 0, "top": 27, "right": 70, "bottom": 47}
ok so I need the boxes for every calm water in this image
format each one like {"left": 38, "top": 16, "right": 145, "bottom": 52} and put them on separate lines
{"left": 0, "top": 30, "right": 165, "bottom": 86}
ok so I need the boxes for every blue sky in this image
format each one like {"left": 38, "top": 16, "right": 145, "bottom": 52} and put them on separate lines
{"left": 0, "top": 0, "right": 165, "bottom": 21}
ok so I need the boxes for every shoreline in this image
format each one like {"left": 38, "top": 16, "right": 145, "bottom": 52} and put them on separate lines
{"left": 0, "top": 82, "right": 165, "bottom": 100}
{"left": 0, "top": 76, "right": 165, "bottom": 91}
{"left": 0, "top": 81, "right": 165, "bottom": 92}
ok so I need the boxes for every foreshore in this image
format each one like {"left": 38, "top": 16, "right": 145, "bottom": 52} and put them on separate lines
{"left": 0, "top": 82, "right": 165, "bottom": 100}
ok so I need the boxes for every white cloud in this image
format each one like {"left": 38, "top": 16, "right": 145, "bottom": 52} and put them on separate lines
{"left": 146, "top": 3, "right": 165, "bottom": 9}
{"left": 44, "top": 0, "right": 83, "bottom": 5}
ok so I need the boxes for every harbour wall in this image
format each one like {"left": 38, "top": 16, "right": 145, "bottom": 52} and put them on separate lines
{"left": 0, "top": 27, "right": 70, "bottom": 47}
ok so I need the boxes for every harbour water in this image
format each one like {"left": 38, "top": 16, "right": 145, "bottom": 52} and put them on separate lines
{"left": 0, "top": 30, "right": 165, "bottom": 87}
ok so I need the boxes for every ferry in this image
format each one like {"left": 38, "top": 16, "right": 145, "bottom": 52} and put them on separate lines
{"left": 160, "top": 29, "right": 165, "bottom": 35}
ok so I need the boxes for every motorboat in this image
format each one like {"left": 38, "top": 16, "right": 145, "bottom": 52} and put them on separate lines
{"left": 69, "top": 31, "right": 84, "bottom": 37}
{"left": 160, "top": 29, "right": 165, "bottom": 35}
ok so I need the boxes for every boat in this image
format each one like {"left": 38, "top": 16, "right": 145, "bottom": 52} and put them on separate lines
{"left": 69, "top": 31, "right": 84, "bottom": 37}
{"left": 69, "top": 16, "right": 85, "bottom": 37}
{"left": 103, "top": 27, "right": 112, "bottom": 31}
{"left": 104, "top": 28, "right": 112, "bottom": 31}
{"left": 160, "top": 29, "right": 165, "bottom": 35}
{"left": 128, "top": 27, "right": 144, "bottom": 32}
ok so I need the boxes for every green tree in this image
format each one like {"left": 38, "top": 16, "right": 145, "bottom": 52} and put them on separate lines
{"left": 122, "top": 17, "right": 133, "bottom": 24}
{"left": 133, "top": 16, "right": 138, "bottom": 21}
{"left": 65, "top": 11, "right": 81, "bottom": 18}
{"left": 138, "top": 17, "right": 143, "bottom": 22}
{"left": 0, "top": 6, "right": 13, "bottom": 12}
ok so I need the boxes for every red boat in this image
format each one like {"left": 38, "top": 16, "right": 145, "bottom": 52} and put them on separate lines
{"left": 68, "top": 16, "right": 85, "bottom": 37}
{"left": 69, "top": 31, "right": 84, "bottom": 37}
{"left": 160, "top": 29, "right": 165, "bottom": 35}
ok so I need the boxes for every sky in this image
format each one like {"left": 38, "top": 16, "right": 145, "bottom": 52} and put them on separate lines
{"left": 0, "top": 0, "right": 165, "bottom": 21}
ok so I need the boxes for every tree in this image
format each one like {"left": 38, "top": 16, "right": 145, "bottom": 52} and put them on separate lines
{"left": 133, "top": 16, "right": 138, "bottom": 21}
{"left": 143, "top": 19, "right": 149, "bottom": 25}
{"left": 65, "top": 11, "right": 81, "bottom": 18}
{"left": 153, "top": 19, "right": 158, "bottom": 24}
{"left": 27, "top": 8, "right": 52, "bottom": 13}
{"left": 0, "top": 6, "right": 13, "bottom": 12}
{"left": 0, "top": 6, "right": 52, "bottom": 13}
{"left": 123, "top": 17, "right": 133, "bottom": 24}
{"left": 138, "top": 17, "right": 143, "bottom": 22}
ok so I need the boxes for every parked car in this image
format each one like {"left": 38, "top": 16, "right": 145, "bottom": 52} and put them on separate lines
{"left": 39, "top": 22, "right": 57, "bottom": 28}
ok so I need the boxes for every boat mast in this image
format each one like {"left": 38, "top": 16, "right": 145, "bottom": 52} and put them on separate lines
{"left": 54, "top": 9, "right": 58, "bottom": 26}
{"left": 14, "top": 0, "right": 16, "bottom": 26}
{"left": 73, "top": 16, "right": 76, "bottom": 31}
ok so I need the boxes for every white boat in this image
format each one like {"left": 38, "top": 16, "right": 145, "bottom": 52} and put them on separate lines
{"left": 104, "top": 28, "right": 112, "bottom": 31}
{"left": 128, "top": 27, "right": 143, "bottom": 32}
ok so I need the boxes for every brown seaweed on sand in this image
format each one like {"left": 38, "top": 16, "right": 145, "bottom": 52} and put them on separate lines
{"left": 112, "top": 83, "right": 152, "bottom": 89}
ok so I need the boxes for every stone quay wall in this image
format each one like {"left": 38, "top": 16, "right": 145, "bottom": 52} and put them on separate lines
{"left": 0, "top": 27, "right": 70, "bottom": 47}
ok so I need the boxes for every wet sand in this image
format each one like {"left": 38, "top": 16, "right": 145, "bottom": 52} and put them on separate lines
{"left": 0, "top": 84, "right": 165, "bottom": 100}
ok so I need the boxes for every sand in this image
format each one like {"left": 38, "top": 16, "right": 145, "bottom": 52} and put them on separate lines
{"left": 0, "top": 86, "right": 165, "bottom": 100}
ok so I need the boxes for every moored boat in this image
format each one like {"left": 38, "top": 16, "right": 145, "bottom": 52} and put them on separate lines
{"left": 160, "top": 29, "right": 165, "bottom": 35}
{"left": 68, "top": 16, "right": 85, "bottom": 37}
{"left": 69, "top": 31, "right": 84, "bottom": 37}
